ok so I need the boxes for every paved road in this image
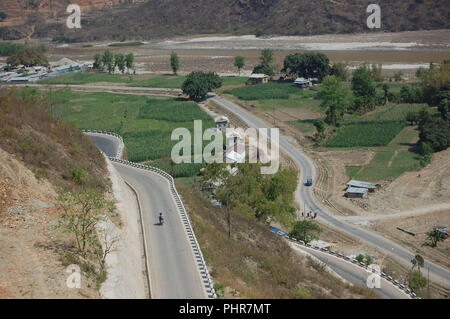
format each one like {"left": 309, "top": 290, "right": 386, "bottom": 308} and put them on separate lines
{"left": 291, "top": 244, "right": 410, "bottom": 299}
{"left": 211, "top": 94, "right": 450, "bottom": 289}
{"left": 88, "top": 134, "right": 207, "bottom": 299}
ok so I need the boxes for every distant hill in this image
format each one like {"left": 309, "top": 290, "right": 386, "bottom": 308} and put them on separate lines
{"left": 1, "top": 0, "right": 449, "bottom": 41}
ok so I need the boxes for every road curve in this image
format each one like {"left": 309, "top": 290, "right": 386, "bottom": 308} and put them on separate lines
{"left": 291, "top": 243, "right": 410, "bottom": 299}
{"left": 211, "top": 94, "right": 450, "bottom": 289}
{"left": 88, "top": 134, "right": 207, "bottom": 299}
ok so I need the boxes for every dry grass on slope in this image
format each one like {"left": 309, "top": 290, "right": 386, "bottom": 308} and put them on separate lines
{"left": 0, "top": 87, "right": 108, "bottom": 192}
{"left": 178, "top": 183, "right": 378, "bottom": 299}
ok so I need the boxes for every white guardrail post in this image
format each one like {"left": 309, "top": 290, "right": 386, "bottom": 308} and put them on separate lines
{"left": 82, "top": 130, "right": 216, "bottom": 299}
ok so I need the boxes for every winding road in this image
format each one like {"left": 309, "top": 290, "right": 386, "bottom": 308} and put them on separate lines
{"left": 211, "top": 94, "right": 450, "bottom": 290}
{"left": 88, "top": 134, "right": 208, "bottom": 299}
{"left": 24, "top": 83, "right": 449, "bottom": 296}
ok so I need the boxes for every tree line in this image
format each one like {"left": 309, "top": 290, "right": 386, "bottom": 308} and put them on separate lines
{"left": 93, "top": 50, "right": 135, "bottom": 74}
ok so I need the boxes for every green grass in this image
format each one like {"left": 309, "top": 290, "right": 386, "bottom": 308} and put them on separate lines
{"left": 138, "top": 98, "right": 212, "bottom": 122}
{"left": 224, "top": 82, "right": 302, "bottom": 100}
{"left": 344, "top": 126, "right": 421, "bottom": 182}
{"left": 325, "top": 122, "right": 405, "bottom": 147}
{"left": 51, "top": 90, "right": 214, "bottom": 173}
{"left": 345, "top": 103, "right": 430, "bottom": 124}
{"left": 287, "top": 119, "right": 316, "bottom": 134}
{"left": 346, "top": 150, "right": 420, "bottom": 182}
{"left": 40, "top": 72, "right": 248, "bottom": 89}
{"left": 40, "top": 72, "right": 135, "bottom": 85}
{"left": 0, "top": 42, "right": 26, "bottom": 56}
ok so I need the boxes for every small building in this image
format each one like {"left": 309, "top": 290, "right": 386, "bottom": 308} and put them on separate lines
{"left": 215, "top": 116, "right": 229, "bottom": 132}
{"left": 294, "top": 77, "right": 312, "bottom": 89}
{"left": 248, "top": 73, "right": 269, "bottom": 85}
{"left": 345, "top": 187, "right": 368, "bottom": 198}
{"left": 346, "top": 179, "right": 380, "bottom": 192}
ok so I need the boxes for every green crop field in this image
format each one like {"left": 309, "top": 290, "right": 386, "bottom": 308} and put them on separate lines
{"left": 138, "top": 98, "right": 212, "bottom": 122}
{"left": 40, "top": 72, "right": 136, "bottom": 85}
{"left": 325, "top": 122, "right": 405, "bottom": 147}
{"left": 40, "top": 72, "right": 248, "bottom": 89}
{"left": 50, "top": 89, "right": 215, "bottom": 175}
{"left": 223, "top": 82, "right": 302, "bottom": 100}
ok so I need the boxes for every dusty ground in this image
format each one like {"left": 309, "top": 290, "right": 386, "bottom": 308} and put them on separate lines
{"left": 0, "top": 147, "right": 99, "bottom": 298}
{"left": 372, "top": 210, "right": 450, "bottom": 269}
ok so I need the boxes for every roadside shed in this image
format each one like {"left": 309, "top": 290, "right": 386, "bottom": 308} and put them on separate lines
{"left": 248, "top": 73, "right": 269, "bottom": 84}
{"left": 294, "top": 77, "right": 312, "bottom": 89}
{"left": 345, "top": 187, "right": 368, "bottom": 198}
{"left": 346, "top": 179, "right": 380, "bottom": 192}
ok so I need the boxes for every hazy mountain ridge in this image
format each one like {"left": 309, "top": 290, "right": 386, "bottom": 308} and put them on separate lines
{"left": 0, "top": 0, "right": 449, "bottom": 41}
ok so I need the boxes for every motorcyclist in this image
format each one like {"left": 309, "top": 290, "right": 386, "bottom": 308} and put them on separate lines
{"left": 159, "top": 212, "right": 164, "bottom": 225}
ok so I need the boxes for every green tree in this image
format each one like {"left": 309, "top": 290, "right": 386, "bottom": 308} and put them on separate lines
{"left": 182, "top": 71, "right": 222, "bottom": 101}
{"left": 382, "top": 83, "right": 389, "bottom": 105}
{"left": 437, "top": 90, "right": 450, "bottom": 121}
{"left": 125, "top": 53, "right": 134, "bottom": 73}
{"left": 313, "top": 119, "right": 326, "bottom": 137}
{"left": 318, "top": 75, "right": 350, "bottom": 126}
{"left": 355, "top": 254, "right": 365, "bottom": 263}
{"left": 289, "top": 220, "right": 321, "bottom": 244}
{"left": 253, "top": 49, "right": 275, "bottom": 76}
{"left": 351, "top": 66, "right": 376, "bottom": 113}
{"left": 114, "top": 53, "right": 126, "bottom": 74}
{"left": 93, "top": 53, "right": 103, "bottom": 71}
{"left": 102, "top": 49, "right": 114, "bottom": 74}
{"left": 330, "top": 63, "right": 349, "bottom": 81}
{"left": 234, "top": 56, "right": 245, "bottom": 75}
{"left": 427, "top": 229, "right": 445, "bottom": 247}
{"left": 394, "top": 71, "right": 404, "bottom": 82}
{"left": 0, "top": 12, "right": 7, "bottom": 21}
{"left": 170, "top": 51, "right": 180, "bottom": 75}
{"left": 282, "top": 52, "right": 330, "bottom": 81}
{"left": 418, "top": 117, "right": 450, "bottom": 152}
{"left": 57, "top": 189, "right": 112, "bottom": 257}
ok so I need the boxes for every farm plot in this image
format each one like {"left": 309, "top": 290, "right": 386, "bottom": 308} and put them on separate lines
{"left": 223, "top": 82, "right": 301, "bottom": 100}
{"left": 51, "top": 90, "right": 215, "bottom": 176}
{"left": 325, "top": 122, "right": 405, "bottom": 147}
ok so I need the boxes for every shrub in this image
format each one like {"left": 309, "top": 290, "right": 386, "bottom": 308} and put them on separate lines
{"left": 408, "top": 271, "right": 427, "bottom": 293}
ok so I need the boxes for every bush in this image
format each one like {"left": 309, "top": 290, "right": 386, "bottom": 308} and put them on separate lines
{"left": 408, "top": 271, "right": 427, "bottom": 293}
{"left": 70, "top": 167, "right": 87, "bottom": 185}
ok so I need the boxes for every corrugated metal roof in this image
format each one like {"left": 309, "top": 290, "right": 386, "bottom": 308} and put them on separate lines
{"left": 346, "top": 187, "right": 368, "bottom": 194}
{"left": 347, "top": 179, "right": 378, "bottom": 189}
